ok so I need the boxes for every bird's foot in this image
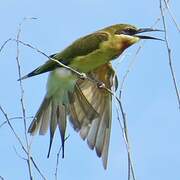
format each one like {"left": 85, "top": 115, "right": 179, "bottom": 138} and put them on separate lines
{"left": 97, "top": 82, "right": 105, "bottom": 89}
{"left": 79, "top": 73, "right": 87, "bottom": 80}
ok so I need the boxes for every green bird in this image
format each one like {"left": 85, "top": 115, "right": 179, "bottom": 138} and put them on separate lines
{"left": 21, "top": 24, "right": 162, "bottom": 169}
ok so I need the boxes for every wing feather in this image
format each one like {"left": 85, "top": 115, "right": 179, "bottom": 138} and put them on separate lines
{"left": 70, "top": 63, "right": 117, "bottom": 169}
{"left": 20, "top": 32, "right": 108, "bottom": 80}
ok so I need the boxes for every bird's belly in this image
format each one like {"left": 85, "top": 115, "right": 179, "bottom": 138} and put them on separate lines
{"left": 46, "top": 68, "right": 77, "bottom": 104}
{"left": 69, "top": 49, "right": 119, "bottom": 73}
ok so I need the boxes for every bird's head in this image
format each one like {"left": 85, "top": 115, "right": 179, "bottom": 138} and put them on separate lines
{"left": 103, "top": 24, "right": 163, "bottom": 51}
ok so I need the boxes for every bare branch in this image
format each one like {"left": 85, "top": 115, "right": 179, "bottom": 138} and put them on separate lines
{"left": 0, "top": 38, "right": 12, "bottom": 53}
{"left": 30, "top": 157, "right": 47, "bottom": 180}
{"left": 119, "top": 45, "right": 143, "bottom": 99}
{"left": 0, "top": 105, "right": 28, "bottom": 153}
{"left": 114, "top": 95, "right": 136, "bottom": 180}
{"left": 163, "top": 0, "right": 180, "bottom": 33}
{"left": 0, "top": 116, "right": 33, "bottom": 129}
{"left": 16, "top": 18, "right": 34, "bottom": 180}
{"left": 0, "top": 105, "right": 46, "bottom": 179}
{"left": 119, "top": 13, "right": 165, "bottom": 99}
{"left": 160, "top": 0, "right": 180, "bottom": 109}
{"left": 16, "top": 20, "right": 28, "bottom": 143}
{"left": 115, "top": 17, "right": 165, "bottom": 179}
{"left": 0, "top": 18, "right": 47, "bottom": 180}
{"left": 0, "top": 175, "right": 4, "bottom": 180}
{"left": 13, "top": 146, "right": 27, "bottom": 161}
{"left": 55, "top": 135, "right": 70, "bottom": 180}
{"left": 14, "top": 146, "right": 47, "bottom": 180}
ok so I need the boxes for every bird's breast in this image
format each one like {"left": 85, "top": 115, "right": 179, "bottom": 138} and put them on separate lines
{"left": 46, "top": 68, "right": 77, "bottom": 101}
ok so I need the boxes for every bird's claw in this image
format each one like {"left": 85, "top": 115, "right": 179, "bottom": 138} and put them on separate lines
{"left": 79, "top": 73, "right": 87, "bottom": 80}
{"left": 97, "top": 82, "right": 105, "bottom": 89}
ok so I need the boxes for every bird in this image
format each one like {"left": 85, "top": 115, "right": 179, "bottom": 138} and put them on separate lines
{"left": 20, "top": 24, "right": 162, "bottom": 169}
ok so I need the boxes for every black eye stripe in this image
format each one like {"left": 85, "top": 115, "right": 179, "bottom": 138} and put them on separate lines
{"left": 115, "top": 28, "right": 137, "bottom": 35}
{"left": 126, "top": 28, "right": 137, "bottom": 34}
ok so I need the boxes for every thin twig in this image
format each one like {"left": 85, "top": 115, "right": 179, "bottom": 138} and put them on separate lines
{"left": 163, "top": 0, "right": 180, "bottom": 33}
{"left": 0, "top": 175, "right": 4, "bottom": 180}
{"left": 160, "top": 0, "right": 180, "bottom": 109}
{"left": 13, "top": 145, "right": 47, "bottom": 180}
{"left": 123, "top": 113, "right": 136, "bottom": 180}
{"left": 16, "top": 19, "right": 33, "bottom": 180}
{"left": 116, "top": 5, "right": 178, "bottom": 177}
{"left": 0, "top": 105, "right": 46, "bottom": 179}
{"left": 119, "top": 45, "right": 143, "bottom": 99}
{"left": 16, "top": 20, "right": 28, "bottom": 145}
{"left": 30, "top": 157, "right": 47, "bottom": 180}
{"left": 0, "top": 105, "right": 28, "bottom": 153}
{"left": 55, "top": 147, "right": 62, "bottom": 180}
{"left": 9, "top": 38, "right": 85, "bottom": 79}
{"left": 0, "top": 116, "right": 33, "bottom": 129}
{"left": 117, "top": 20, "right": 160, "bottom": 179}
{"left": 55, "top": 135, "right": 70, "bottom": 180}
{"left": 114, "top": 95, "right": 136, "bottom": 180}
{"left": 114, "top": 102, "right": 135, "bottom": 180}
{"left": 0, "top": 18, "right": 46, "bottom": 180}
{"left": 119, "top": 14, "right": 164, "bottom": 99}
{"left": 0, "top": 38, "right": 12, "bottom": 53}
{"left": 13, "top": 146, "right": 27, "bottom": 161}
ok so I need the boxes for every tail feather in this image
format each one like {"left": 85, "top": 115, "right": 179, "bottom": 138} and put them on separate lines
{"left": 57, "top": 104, "right": 67, "bottom": 158}
{"left": 28, "top": 96, "right": 50, "bottom": 135}
{"left": 18, "top": 60, "right": 57, "bottom": 80}
{"left": 28, "top": 96, "right": 67, "bottom": 158}
{"left": 47, "top": 100, "right": 58, "bottom": 158}
{"left": 39, "top": 100, "right": 51, "bottom": 135}
{"left": 18, "top": 66, "right": 45, "bottom": 81}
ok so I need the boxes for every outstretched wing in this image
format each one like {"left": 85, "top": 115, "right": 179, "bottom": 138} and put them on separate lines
{"left": 20, "top": 31, "right": 108, "bottom": 80}
{"left": 69, "top": 63, "right": 118, "bottom": 169}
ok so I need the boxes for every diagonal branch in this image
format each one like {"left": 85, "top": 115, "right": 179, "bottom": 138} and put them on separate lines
{"left": 55, "top": 135, "right": 70, "bottom": 180}
{"left": 0, "top": 175, "right": 4, "bottom": 180}
{"left": 0, "top": 38, "right": 12, "bottom": 53}
{"left": 0, "top": 17, "right": 46, "bottom": 180}
{"left": 16, "top": 18, "right": 36, "bottom": 180}
{"left": 160, "top": 0, "right": 180, "bottom": 109}
{"left": 0, "top": 105, "right": 46, "bottom": 180}
{"left": 0, "top": 105, "right": 28, "bottom": 154}
{"left": 0, "top": 116, "right": 33, "bottom": 129}
{"left": 163, "top": 0, "right": 180, "bottom": 33}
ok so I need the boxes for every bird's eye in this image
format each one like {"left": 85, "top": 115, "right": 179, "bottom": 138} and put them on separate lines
{"left": 115, "top": 28, "right": 137, "bottom": 35}
{"left": 122, "top": 28, "right": 137, "bottom": 35}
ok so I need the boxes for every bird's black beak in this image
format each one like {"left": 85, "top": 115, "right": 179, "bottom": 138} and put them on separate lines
{"left": 135, "top": 28, "right": 164, "bottom": 41}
